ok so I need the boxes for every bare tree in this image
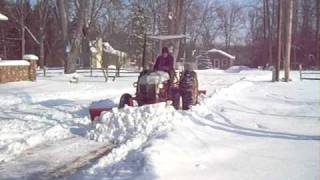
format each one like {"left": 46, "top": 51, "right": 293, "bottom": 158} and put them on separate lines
{"left": 316, "top": 0, "right": 320, "bottom": 65}
{"left": 283, "top": 0, "right": 293, "bottom": 82}
{"left": 217, "top": 2, "right": 244, "bottom": 52}
{"left": 56, "top": 0, "right": 87, "bottom": 74}
{"left": 167, "top": 0, "right": 185, "bottom": 63}
{"left": 38, "top": 0, "right": 50, "bottom": 68}
{"left": 264, "top": 0, "right": 273, "bottom": 65}
{"left": 276, "top": 0, "right": 283, "bottom": 81}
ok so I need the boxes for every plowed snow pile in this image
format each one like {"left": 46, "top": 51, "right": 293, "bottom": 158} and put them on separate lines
{"left": 84, "top": 103, "right": 180, "bottom": 172}
{"left": 88, "top": 103, "right": 177, "bottom": 144}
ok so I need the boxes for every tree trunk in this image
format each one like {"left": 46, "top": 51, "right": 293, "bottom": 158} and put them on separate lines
{"left": 167, "top": 0, "right": 185, "bottom": 66}
{"left": 283, "top": 0, "right": 293, "bottom": 82}
{"left": 316, "top": 0, "right": 320, "bottom": 66}
{"left": 266, "top": 0, "right": 273, "bottom": 65}
{"left": 20, "top": 0, "right": 25, "bottom": 59}
{"left": 276, "top": 0, "right": 283, "bottom": 81}
{"left": 57, "top": 0, "right": 69, "bottom": 72}
{"left": 38, "top": 0, "right": 48, "bottom": 69}
{"left": 57, "top": 0, "right": 87, "bottom": 74}
{"left": 39, "top": 35, "right": 45, "bottom": 68}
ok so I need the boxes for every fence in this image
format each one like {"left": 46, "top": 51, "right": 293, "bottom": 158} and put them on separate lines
{"left": 299, "top": 64, "right": 320, "bottom": 80}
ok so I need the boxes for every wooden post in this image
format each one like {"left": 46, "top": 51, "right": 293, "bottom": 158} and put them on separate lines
{"left": 283, "top": 0, "right": 293, "bottom": 82}
{"left": 299, "top": 64, "right": 302, "bottom": 80}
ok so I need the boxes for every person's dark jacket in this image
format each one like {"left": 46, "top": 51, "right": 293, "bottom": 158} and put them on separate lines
{"left": 153, "top": 54, "right": 174, "bottom": 72}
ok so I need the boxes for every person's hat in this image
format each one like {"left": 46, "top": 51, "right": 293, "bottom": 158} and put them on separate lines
{"left": 162, "top": 47, "right": 169, "bottom": 54}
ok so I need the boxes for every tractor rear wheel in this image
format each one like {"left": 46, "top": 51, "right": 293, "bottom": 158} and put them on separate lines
{"left": 181, "top": 91, "right": 194, "bottom": 110}
{"left": 118, "top": 93, "right": 133, "bottom": 109}
{"left": 171, "top": 92, "right": 181, "bottom": 110}
{"left": 179, "top": 71, "right": 198, "bottom": 110}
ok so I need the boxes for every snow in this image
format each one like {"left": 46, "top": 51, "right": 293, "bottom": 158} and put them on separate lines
{"left": 0, "top": 60, "right": 30, "bottom": 66}
{"left": 147, "top": 34, "right": 189, "bottom": 40}
{"left": 208, "top": 48, "right": 236, "bottom": 60}
{"left": 0, "top": 68, "right": 319, "bottom": 180}
{"left": 0, "top": 13, "right": 8, "bottom": 21}
{"left": 103, "top": 42, "right": 127, "bottom": 57}
{"left": 90, "top": 99, "right": 115, "bottom": 109}
{"left": 139, "top": 71, "right": 170, "bottom": 85}
{"left": 23, "top": 54, "right": 39, "bottom": 61}
{"left": 225, "top": 65, "right": 253, "bottom": 73}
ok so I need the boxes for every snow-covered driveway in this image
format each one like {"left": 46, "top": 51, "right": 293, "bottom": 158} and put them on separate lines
{"left": 0, "top": 69, "right": 319, "bottom": 180}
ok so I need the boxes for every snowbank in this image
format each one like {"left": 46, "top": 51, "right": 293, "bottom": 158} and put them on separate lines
{"left": 0, "top": 60, "right": 30, "bottom": 66}
{"left": 85, "top": 103, "right": 178, "bottom": 171}
{"left": 88, "top": 103, "right": 175, "bottom": 144}
{"left": 225, "top": 66, "right": 252, "bottom": 73}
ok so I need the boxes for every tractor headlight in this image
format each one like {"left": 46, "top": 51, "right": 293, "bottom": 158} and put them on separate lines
{"left": 158, "top": 83, "right": 164, "bottom": 89}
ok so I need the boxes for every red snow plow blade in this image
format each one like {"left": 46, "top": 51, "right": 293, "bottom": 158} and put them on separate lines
{"left": 89, "top": 107, "right": 113, "bottom": 121}
{"left": 89, "top": 99, "right": 115, "bottom": 121}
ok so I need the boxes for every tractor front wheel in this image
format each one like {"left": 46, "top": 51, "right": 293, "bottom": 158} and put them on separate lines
{"left": 118, "top": 93, "right": 133, "bottom": 109}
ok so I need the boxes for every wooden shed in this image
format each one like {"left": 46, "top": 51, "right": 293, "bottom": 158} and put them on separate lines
{"left": 207, "top": 49, "right": 236, "bottom": 69}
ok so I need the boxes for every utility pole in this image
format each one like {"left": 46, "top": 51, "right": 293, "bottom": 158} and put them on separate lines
{"left": 275, "top": 0, "right": 282, "bottom": 81}
{"left": 283, "top": 0, "right": 293, "bottom": 82}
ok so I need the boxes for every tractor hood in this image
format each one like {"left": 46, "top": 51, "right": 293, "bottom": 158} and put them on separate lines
{"left": 139, "top": 71, "right": 170, "bottom": 85}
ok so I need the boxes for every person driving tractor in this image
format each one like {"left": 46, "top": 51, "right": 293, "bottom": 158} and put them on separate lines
{"left": 154, "top": 47, "right": 175, "bottom": 84}
{"left": 154, "top": 47, "right": 174, "bottom": 72}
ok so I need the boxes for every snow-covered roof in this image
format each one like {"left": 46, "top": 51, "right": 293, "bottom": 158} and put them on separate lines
{"left": 147, "top": 34, "right": 189, "bottom": 40}
{"left": 23, "top": 54, "right": 39, "bottom": 61}
{"left": 0, "top": 60, "right": 30, "bottom": 66}
{"left": 207, "top": 49, "right": 236, "bottom": 60}
{"left": 0, "top": 13, "right": 8, "bottom": 21}
{"left": 103, "top": 42, "right": 127, "bottom": 57}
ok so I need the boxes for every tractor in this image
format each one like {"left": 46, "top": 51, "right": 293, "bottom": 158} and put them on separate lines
{"left": 89, "top": 35, "right": 206, "bottom": 121}
{"left": 118, "top": 35, "right": 205, "bottom": 110}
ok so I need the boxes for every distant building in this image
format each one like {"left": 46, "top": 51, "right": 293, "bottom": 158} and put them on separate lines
{"left": 207, "top": 49, "right": 236, "bottom": 69}
{"left": 196, "top": 49, "right": 236, "bottom": 70}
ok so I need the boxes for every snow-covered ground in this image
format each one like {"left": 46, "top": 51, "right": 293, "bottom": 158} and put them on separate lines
{"left": 0, "top": 68, "right": 319, "bottom": 180}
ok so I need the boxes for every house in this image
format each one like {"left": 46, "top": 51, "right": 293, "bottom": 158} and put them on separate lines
{"left": 89, "top": 39, "right": 127, "bottom": 69}
{"left": 207, "top": 49, "right": 236, "bottom": 69}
